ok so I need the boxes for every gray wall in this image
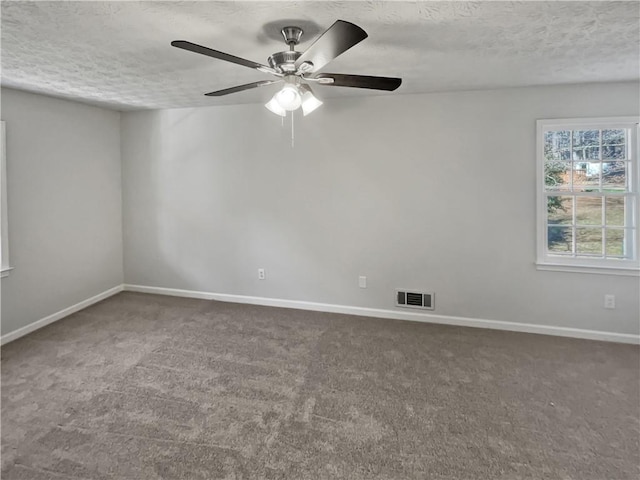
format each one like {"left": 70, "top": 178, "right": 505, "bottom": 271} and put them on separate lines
{"left": 1, "top": 88, "right": 123, "bottom": 335}
{"left": 122, "top": 82, "right": 640, "bottom": 336}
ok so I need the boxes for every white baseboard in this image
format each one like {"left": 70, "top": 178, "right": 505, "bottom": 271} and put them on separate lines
{"left": 123, "top": 284, "right": 640, "bottom": 345}
{"left": 125, "top": 284, "right": 215, "bottom": 300}
{"left": 1, "top": 285, "right": 124, "bottom": 346}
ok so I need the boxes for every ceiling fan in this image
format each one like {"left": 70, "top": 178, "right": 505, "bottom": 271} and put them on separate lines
{"left": 171, "top": 20, "right": 402, "bottom": 116}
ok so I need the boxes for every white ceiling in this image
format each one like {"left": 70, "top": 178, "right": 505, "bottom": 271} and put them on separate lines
{"left": 2, "top": 1, "right": 638, "bottom": 111}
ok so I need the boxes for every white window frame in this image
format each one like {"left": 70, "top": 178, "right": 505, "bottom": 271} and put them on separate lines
{"left": 536, "top": 116, "right": 640, "bottom": 276}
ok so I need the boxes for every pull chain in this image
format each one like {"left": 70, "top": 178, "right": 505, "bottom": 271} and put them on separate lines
{"left": 278, "top": 111, "right": 294, "bottom": 148}
{"left": 291, "top": 109, "right": 295, "bottom": 148}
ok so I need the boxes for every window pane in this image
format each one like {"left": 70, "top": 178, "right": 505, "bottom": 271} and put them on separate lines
{"left": 603, "top": 145, "right": 625, "bottom": 160}
{"left": 573, "top": 130, "right": 599, "bottom": 147}
{"left": 544, "top": 131, "right": 571, "bottom": 160}
{"left": 572, "top": 146, "right": 599, "bottom": 160}
{"left": 605, "top": 197, "right": 625, "bottom": 226}
{"left": 602, "top": 162, "right": 626, "bottom": 191}
{"left": 547, "top": 196, "right": 572, "bottom": 224}
{"left": 602, "top": 129, "right": 625, "bottom": 145}
{"left": 572, "top": 162, "right": 600, "bottom": 191}
{"left": 576, "top": 227, "right": 603, "bottom": 255}
{"left": 544, "top": 162, "right": 570, "bottom": 191}
{"left": 548, "top": 226, "right": 572, "bottom": 253}
{"left": 605, "top": 229, "right": 625, "bottom": 257}
{"left": 576, "top": 196, "right": 602, "bottom": 225}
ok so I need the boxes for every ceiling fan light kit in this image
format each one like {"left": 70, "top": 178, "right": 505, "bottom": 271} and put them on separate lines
{"left": 275, "top": 77, "right": 302, "bottom": 110}
{"left": 299, "top": 84, "right": 323, "bottom": 116}
{"left": 264, "top": 76, "right": 323, "bottom": 117}
{"left": 264, "top": 97, "right": 286, "bottom": 117}
{"left": 171, "top": 20, "right": 402, "bottom": 117}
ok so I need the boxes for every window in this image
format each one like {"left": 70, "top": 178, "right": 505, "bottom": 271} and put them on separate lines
{"left": 536, "top": 117, "right": 639, "bottom": 275}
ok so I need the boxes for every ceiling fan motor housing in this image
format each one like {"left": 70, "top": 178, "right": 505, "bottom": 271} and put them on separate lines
{"left": 268, "top": 51, "right": 302, "bottom": 73}
{"left": 268, "top": 26, "right": 307, "bottom": 73}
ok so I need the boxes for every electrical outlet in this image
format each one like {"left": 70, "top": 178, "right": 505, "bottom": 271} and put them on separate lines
{"left": 359, "top": 276, "right": 367, "bottom": 288}
{"left": 604, "top": 294, "right": 615, "bottom": 309}
{"left": 258, "top": 268, "right": 266, "bottom": 280}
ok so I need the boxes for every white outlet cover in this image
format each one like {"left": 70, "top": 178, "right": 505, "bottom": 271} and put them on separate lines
{"left": 604, "top": 294, "right": 615, "bottom": 309}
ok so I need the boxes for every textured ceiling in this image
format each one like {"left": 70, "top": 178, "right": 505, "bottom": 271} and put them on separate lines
{"left": 2, "top": 1, "right": 639, "bottom": 111}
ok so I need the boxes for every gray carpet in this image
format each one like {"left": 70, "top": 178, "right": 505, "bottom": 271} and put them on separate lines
{"left": 1, "top": 292, "right": 638, "bottom": 479}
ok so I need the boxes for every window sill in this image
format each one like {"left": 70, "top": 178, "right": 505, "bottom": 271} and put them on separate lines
{"left": 536, "top": 262, "right": 639, "bottom": 277}
{"left": 1, "top": 267, "right": 13, "bottom": 278}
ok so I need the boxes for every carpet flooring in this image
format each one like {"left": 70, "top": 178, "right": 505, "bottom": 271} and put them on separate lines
{"left": 1, "top": 292, "right": 638, "bottom": 479}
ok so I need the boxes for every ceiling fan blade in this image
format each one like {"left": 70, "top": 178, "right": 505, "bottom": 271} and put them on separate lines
{"left": 171, "top": 40, "right": 277, "bottom": 74}
{"left": 294, "top": 20, "right": 368, "bottom": 72}
{"left": 204, "top": 80, "right": 282, "bottom": 97}
{"left": 313, "top": 73, "right": 402, "bottom": 91}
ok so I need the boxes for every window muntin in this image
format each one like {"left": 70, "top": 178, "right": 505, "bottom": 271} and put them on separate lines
{"left": 537, "top": 117, "right": 639, "bottom": 273}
